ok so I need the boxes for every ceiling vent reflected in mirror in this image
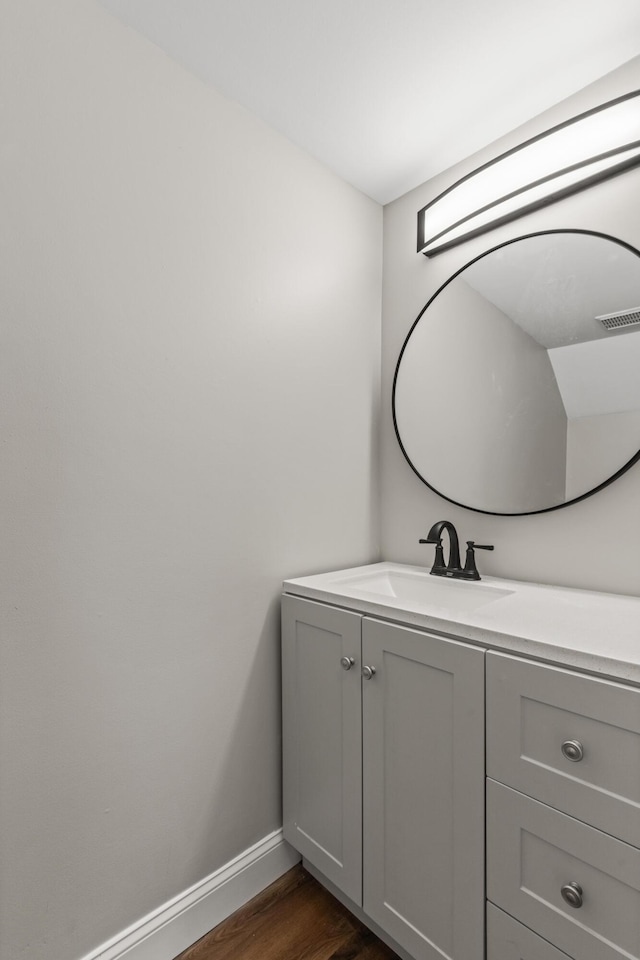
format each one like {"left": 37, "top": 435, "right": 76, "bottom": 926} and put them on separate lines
{"left": 417, "top": 91, "right": 640, "bottom": 257}
{"left": 597, "top": 307, "right": 640, "bottom": 331}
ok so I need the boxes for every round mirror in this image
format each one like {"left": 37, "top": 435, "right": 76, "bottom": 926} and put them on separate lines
{"left": 393, "top": 230, "right": 640, "bottom": 515}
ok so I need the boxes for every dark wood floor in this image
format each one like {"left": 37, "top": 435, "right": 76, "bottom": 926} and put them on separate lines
{"left": 173, "top": 865, "right": 401, "bottom": 960}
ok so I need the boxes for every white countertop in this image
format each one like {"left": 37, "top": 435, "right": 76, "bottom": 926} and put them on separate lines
{"left": 283, "top": 562, "right": 640, "bottom": 685}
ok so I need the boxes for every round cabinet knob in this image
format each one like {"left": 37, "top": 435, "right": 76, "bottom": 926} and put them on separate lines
{"left": 340, "top": 656, "right": 355, "bottom": 671}
{"left": 561, "top": 739, "right": 584, "bottom": 762}
{"left": 561, "top": 882, "right": 583, "bottom": 909}
{"left": 362, "top": 665, "right": 377, "bottom": 680}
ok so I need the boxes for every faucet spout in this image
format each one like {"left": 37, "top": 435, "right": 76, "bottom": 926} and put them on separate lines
{"left": 419, "top": 520, "right": 462, "bottom": 577}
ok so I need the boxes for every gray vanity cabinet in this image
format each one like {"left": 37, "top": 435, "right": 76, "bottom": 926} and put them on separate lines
{"left": 282, "top": 595, "right": 486, "bottom": 960}
{"left": 283, "top": 565, "right": 640, "bottom": 960}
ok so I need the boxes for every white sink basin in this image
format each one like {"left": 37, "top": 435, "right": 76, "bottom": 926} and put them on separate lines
{"left": 331, "top": 568, "right": 513, "bottom": 614}
{"left": 284, "top": 562, "right": 640, "bottom": 683}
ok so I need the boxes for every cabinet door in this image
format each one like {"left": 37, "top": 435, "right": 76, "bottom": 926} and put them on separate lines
{"left": 361, "top": 618, "right": 485, "bottom": 960}
{"left": 281, "top": 595, "right": 363, "bottom": 904}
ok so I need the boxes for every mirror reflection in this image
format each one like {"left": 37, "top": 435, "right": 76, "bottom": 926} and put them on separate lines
{"left": 393, "top": 230, "right": 640, "bottom": 515}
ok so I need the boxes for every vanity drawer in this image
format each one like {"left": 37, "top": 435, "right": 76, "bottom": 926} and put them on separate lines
{"left": 487, "top": 779, "right": 640, "bottom": 960}
{"left": 487, "top": 904, "right": 573, "bottom": 960}
{"left": 486, "top": 651, "right": 640, "bottom": 846}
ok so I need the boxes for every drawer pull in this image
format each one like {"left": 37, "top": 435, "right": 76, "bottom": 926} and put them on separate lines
{"left": 362, "top": 665, "right": 377, "bottom": 680}
{"left": 340, "top": 656, "right": 355, "bottom": 671}
{"left": 561, "top": 739, "right": 584, "bottom": 762}
{"left": 560, "top": 881, "right": 583, "bottom": 908}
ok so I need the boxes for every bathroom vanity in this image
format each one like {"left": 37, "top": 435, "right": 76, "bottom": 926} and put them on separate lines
{"left": 281, "top": 563, "right": 640, "bottom": 960}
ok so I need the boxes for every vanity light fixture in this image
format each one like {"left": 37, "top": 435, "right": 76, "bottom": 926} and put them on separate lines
{"left": 417, "top": 90, "right": 640, "bottom": 257}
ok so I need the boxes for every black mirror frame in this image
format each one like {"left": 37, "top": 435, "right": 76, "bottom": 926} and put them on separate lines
{"left": 392, "top": 228, "right": 640, "bottom": 516}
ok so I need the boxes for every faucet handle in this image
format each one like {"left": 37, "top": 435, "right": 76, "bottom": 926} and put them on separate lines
{"left": 419, "top": 536, "right": 447, "bottom": 575}
{"left": 461, "top": 541, "right": 494, "bottom": 580}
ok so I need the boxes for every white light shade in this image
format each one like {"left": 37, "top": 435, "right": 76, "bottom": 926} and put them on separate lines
{"left": 418, "top": 91, "right": 640, "bottom": 257}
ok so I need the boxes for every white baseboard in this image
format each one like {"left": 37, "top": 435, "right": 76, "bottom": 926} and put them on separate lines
{"left": 78, "top": 829, "right": 301, "bottom": 960}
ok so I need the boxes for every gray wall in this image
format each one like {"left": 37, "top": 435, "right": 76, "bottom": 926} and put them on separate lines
{"left": 566, "top": 410, "right": 640, "bottom": 501}
{"left": 0, "top": 3, "right": 381, "bottom": 959}
{"left": 382, "top": 56, "right": 640, "bottom": 596}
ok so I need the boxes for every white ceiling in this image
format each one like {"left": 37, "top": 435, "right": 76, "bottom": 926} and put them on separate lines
{"left": 95, "top": 0, "right": 640, "bottom": 204}
{"left": 460, "top": 233, "right": 640, "bottom": 419}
